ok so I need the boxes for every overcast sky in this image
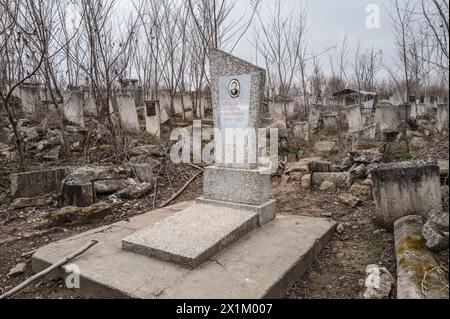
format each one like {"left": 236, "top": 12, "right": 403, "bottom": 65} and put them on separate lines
{"left": 117, "top": 0, "right": 399, "bottom": 78}
{"left": 233, "top": 0, "right": 397, "bottom": 77}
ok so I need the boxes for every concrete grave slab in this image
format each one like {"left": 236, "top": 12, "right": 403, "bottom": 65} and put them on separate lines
{"left": 122, "top": 203, "right": 258, "bottom": 268}
{"left": 32, "top": 203, "right": 336, "bottom": 299}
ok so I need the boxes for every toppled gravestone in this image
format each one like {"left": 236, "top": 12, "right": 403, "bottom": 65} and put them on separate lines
{"left": 116, "top": 179, "right": 152, "bottom": 199}
{"left": 371, "top": 161, "right": 442, "bottom": 229}
{"left": 338, "top": 193, "right": 361, "bottom": 207}
{"left": 422, "top": 209, "right": 449, "bottom": 252}
{"left": 311, "top": 172, "right": 350, "bottom": 190}
{"left": 43, "top": 202, "right": 115, "bottom": 228}
{"left": 67, "top": 165, "right": 132, "bottom": 196}
{"left": 350, "top": 148, "right": 383, "bottom": 164}
{"left": 349, "top": 163, "right": 367, "bottom": 181}
{"left": 284, "top": 157, "right": 322, "bottom": 174}
{"left": 308, "top": 160, "right": 333, "bottom": 173}
{"left": 10, "top": 168, "right": 66, "bottom": 199}
{"left": 394, "top": 215, "right": 448, "bottom": 299}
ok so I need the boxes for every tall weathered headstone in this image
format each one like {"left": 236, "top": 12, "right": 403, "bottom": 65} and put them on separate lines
{"left": 201, "top": 48, "right": 275, "bottom": 226}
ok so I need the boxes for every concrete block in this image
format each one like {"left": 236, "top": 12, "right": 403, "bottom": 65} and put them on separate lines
{"left": 372, "top": 161, "right": 442, "bottom": 229}
{"left": 203, "top": 166, "right": 270, "bottom": 205}
{"left": 122, "top": 203, "right": 258, "bottom": 268}
{"left": 10, "top": 168, "right": 66, "bottom": 198}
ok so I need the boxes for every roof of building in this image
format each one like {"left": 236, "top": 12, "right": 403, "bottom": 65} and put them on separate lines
{"left": 332, "top": 89, "right": 377, "bottom": 97}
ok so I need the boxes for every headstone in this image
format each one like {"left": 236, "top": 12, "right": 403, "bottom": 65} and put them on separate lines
{"left": 144, "top": 100, "right": 160, "bottom": 138}
{"left": 19, "top": 83, "right": 41, "bottom": 116}
{"left": 372, "top": 160, "right": 442, "bottom": 229}
{"left": 199, "top": 48, "right": 276, "bottom": 225}
{"left": 116, "top": 93, "right": 140, "bottom": 133}
{"left": 63, "top": 90, "right": 85, "bottom": 127}
{"left": 345, "top": 104, "right": 363, "bottom": 133}
{"left": 293, "top": 121, "right": 310, "bottom": 141}
{"left": 11, "top": 168, "right": 67, "bottom": 199}
{"left": 121, "top": 48, "right": 276, "bottom": 269}
{"left": 375, "top": 104, "right": 399, "bottom": 133}
{"left": 436, "top": 103, "right": 449, "bottom": 133}
{"left": 308, "top": 104, "right": 326, "bottom": 130}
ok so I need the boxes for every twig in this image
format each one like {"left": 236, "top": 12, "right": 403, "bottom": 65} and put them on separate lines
{"left": 159, "top": 170, "right": 203, "bottom": 208}
{"left": 0, "top": 240, "right": 98, "bottom": 299}
{"left": 188, "top": 163, "right": 204, "bottom": 171}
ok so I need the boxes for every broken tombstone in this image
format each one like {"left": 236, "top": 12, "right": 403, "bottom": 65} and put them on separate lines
{"left": 116, "top": 179, "right": 153, "bottom": 200}
{"left": 362, "top": 264, "right": 394, "bottom": 299}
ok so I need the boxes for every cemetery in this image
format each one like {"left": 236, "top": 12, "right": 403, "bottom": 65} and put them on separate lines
{"left": 0, "top": 0, "right": 448, "bottom": 301}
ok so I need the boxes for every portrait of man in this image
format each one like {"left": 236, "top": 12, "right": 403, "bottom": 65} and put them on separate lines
{"left": 228, "top": 79, "right": 240, "bottom": 98}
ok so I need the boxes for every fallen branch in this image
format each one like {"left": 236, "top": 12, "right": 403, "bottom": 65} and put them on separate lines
{"left": 0, "top": 240, "right": 98, "bottom": 299}
{"left": 159, "top": 170, "right": 203, "bottom": 208}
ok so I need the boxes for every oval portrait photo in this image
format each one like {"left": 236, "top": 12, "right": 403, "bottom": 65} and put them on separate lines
{"left": 228, "top": 79, "right": 240, "bottom": 98}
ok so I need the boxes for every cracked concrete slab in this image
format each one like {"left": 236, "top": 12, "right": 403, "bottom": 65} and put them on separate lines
{"left": 32, "top": 202, "right": 336, "bottom": 299}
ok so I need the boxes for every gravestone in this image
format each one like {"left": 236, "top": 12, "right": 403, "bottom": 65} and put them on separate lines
{"left": 116, "top": 93, "right": 140, "bottom": 133}
{"left": 63, "top": 90, "right": 85, "bottom": 127}
{"left": 144, "top": 100, "right": 160, "bottom": 138}
{"left": 345, "top": 104, "right": 363, "bottom": 133}
{"left": 122, "top": 48, "right": 275, "bottom": 268}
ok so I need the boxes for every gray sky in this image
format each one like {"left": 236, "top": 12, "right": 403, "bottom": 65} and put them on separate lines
{"left": 234, "top": 0, "right": 397, "bottom": 77}
{"left": 117, "top": 0, "right": 398, "bottom": 79}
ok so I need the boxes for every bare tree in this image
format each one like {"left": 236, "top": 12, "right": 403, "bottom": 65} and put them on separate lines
{"left": 254, "top": 0, "right": 307, "bottom": 121}
{"left": 0, "top": 0, "right": 47, "bottom": 165}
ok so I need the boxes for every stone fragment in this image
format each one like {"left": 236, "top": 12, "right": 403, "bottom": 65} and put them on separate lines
{"left": 422, "top": 209, "right": 449, "bottom": 252}
{"left": 350, "top": 148, "right": 383, "bottom": 164}
{"left": 319, "top": 181, "right": 336, "bottom": 192}
{"left": 10, "top": 196, "right": 52, "bottom": 209}
{"left": 363, "top": 264, "right": 394, "bottom": 299}
{"left": 94, "top": 179, "right": 128, "bottom": 195}
{"left": 410, "top": 137, "right": 426, "bottom": 150}
{"left": 313, "top": 141, "right": 337, "bottom": 153}
{"left": 8, "top": 263, "right": 27, "bottom": 277}
{"left": 308, "top": 160, "right": 333, "bottom": 173}
{"left": 301, "top": 174, "right": 311, "bottom": 189}
{"left": 116, "top": 179, "right": 152, "bottom": 200}
{"left": 284, "top": 157, "right": 322, "bottom": 174}
{"left": 42, "top": 146, "right": 61, "bottom": 161}
{"left": 338, "top": 193, "right": 362, "bottom": 207}
{"left": 132, "top": 163, "right": 154, "bottom": 183}
{"left": 336, "top": 223, "right": 345, "bottom": 233}
{"left": 349, "top": 164, "right": 367, "bottom": 180}
{"left": 312, "top": 172, "right": 350, "bottom": 190}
